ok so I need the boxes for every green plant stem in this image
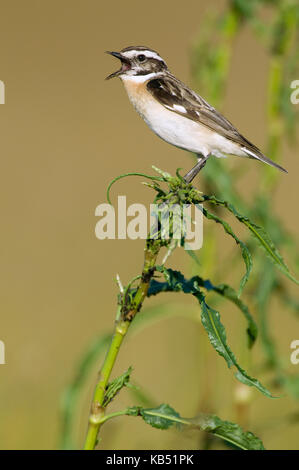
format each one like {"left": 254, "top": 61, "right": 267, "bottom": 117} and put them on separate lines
{"left": 84, "top": 320, "right": 129, "bottom": 450}
{"left": 83, "top": 239, "right": 160, "bottom": 450}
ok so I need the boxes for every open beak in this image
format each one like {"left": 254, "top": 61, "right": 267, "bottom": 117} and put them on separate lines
{"left": 105, "top": 51, "right": 131, "bottom": 80}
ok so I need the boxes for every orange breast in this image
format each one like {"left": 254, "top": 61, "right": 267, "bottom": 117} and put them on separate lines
{"left": 122, "top": 79, "right": 152, "bottom": 116}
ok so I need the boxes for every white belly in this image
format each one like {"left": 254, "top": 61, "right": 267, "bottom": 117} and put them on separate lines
{"left": 122, "top": 76, "right": 243, "bottom": 158}
{"left": 142, "top": 100, "right": 213, "bottom": 155}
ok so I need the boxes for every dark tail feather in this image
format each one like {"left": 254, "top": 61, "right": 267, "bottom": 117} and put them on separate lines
{"left": 242, "top": 147, "right": 288, "bottom": 173}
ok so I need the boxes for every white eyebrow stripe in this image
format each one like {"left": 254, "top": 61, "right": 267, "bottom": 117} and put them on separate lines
{"left": 122, "top": 50, "right": 164, "bottom": 61}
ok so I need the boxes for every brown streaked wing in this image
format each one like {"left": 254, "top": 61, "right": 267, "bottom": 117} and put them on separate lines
{"left": 146, "top": 74, "right": 263, "bottom": 156}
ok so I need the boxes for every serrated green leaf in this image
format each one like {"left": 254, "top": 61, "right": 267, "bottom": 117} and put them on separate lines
{"left": 203, "top": 195, "right": 298, "bottom": 285}
{"left": 126, "top": 404, "right": 265, "bottom": 450}
{"left": 193, "top": 413, "right": 265, "bottom": 450}
{"left": 212, "top": 283, "right": 258, "bottom": 347}
{"left": 202, "top": 207, "right": 252, "bottom": 295}
{"left": 140, "top": 404, "right": 182, "bottom": 430}
{"left": 200, "top": 301, "right": 274, "bottom": 398}
{"left": 103, "top": 366, "right": 133, "bottom": 407}
{"left": 149, "top": 268, "right": 257, "bottom": 347}
{"left": 200, "top": 300, "right": 234, "bottom": 367}
{"left": 149, "top": 267, "right": 272, "bottom": 397}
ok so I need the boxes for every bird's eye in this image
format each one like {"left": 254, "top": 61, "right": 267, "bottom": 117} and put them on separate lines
{"left": 137, "top": 54, "right": 146, "bottom": 62}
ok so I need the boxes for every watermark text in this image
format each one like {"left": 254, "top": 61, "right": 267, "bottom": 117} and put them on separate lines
{"left": 95, "top": 196, "right": 203, "bottom": 250}
{"left": 0, "top": 81, "right": 5, "bottom": 104}
{"left": 290, "top": 340, "right": 299, "bottom": 365}
{"left": 0, "top": 340, "right": 5, "bottom": 364}
{"left": 290, "top": 80, "right": 299, "bottom": 104}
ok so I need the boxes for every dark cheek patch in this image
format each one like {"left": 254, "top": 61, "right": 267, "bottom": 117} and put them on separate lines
{"left": 135, "top": 58, "right": 167, "bottom": 75}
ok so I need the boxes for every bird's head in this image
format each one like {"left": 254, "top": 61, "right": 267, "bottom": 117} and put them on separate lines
{"left": 106, "top": 46, "right": 168, "bottom": 80}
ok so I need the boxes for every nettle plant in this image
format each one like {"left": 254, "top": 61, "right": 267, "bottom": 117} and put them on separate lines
{"left": 70, "top": 167, "right": 297, "bottom": 450}
{"left": 59, "top": 1, "right": 298, "bottom": 451}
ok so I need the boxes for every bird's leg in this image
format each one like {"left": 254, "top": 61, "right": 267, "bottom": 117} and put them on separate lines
{"left": 183, "top": 156, "right": 208, "bottom": 184}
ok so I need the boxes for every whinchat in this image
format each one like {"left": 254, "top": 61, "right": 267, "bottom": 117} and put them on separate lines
{"left": 106, "top": 46, "right": 287, "bottom": 182}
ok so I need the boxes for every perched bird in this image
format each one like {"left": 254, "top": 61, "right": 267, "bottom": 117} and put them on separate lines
{"left": 106, "top": 46, "right": 287, "bottom": 183}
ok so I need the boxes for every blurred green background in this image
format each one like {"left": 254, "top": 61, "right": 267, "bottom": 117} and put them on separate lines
{"left": 0, "top": 0, "right": 298, "bottom": 450}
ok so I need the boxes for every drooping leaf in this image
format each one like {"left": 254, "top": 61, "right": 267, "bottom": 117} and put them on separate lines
{"left": 200, "top": 300, "right": 274, "bottom": 398}
{"left": 193, "top": 413, "right": 265, "bottom": 450}
{"left": 203, "top": 195, "right": 298, "bottom": 285}
{"left": 211, "top": 283, "right": 258, "bottom": 347}
{"left": 126, "top": 404, "right": 265, "bottom": 450}
{"left": 149, "top": 268, "right": 257, "bottom": 347}
{"left": 202, "top": 207, "right": 252, "bottom": 295}
{"left": 150, "top": 267, "right": 272, "bottom": 397}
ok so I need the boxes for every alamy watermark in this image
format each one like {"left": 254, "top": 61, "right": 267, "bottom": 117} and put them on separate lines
{"left": 0, "top": 340, "right": 5, "bottom": 364}
{"left": 0, "top": 80, "right": 5, "bottom": 104}
{"left": 290, "top": 80, "right": 299, "bottom": 104}
{"left": 290, "top": 340, "right": 299, "bottom": 365}
{"left": 95, "top": 196, "right": 203, "bottom": 250}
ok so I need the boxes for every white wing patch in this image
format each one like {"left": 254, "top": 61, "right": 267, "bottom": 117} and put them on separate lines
{"left": 165, "top": 104, "right": 187, "bottom": 114}
{"left": 173, "top": 104, "right": 187, "bottom": 113}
